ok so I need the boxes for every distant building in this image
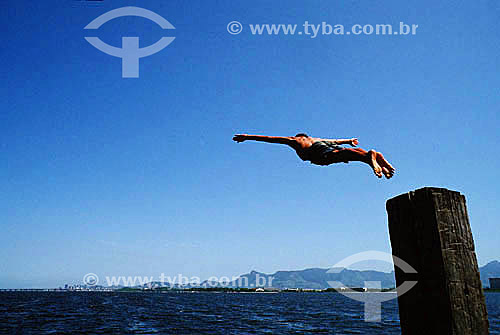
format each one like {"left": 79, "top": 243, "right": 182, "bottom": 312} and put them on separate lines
{"left": 490, "top": 278, "right": 500, "bottom": 289}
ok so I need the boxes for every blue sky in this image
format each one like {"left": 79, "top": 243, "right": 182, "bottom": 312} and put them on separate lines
{"left": 1, "top": 0, "right": 499, "bottom": 288}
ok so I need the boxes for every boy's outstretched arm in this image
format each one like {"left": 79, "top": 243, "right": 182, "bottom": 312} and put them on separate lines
{"left": 233, "top": 134, "right": 295, "bottom": 145}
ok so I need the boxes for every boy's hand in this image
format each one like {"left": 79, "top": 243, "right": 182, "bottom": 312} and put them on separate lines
{"left": 233, "top": 134, "right": 247, "bottom": 143}
{"left": 350, "top": 138, "right": 359, "bottom": 147}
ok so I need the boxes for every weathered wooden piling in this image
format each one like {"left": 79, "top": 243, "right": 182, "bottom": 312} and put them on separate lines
{"left": 386, "top": 187, "right": 489, "bottom": 335}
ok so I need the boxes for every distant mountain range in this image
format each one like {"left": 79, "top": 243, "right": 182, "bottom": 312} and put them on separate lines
{"left": 140, "top": 260, "right": 500, "bottom": 290}
{"left": 220, "top": 268, "right": 396, "bottom": 289}
{"left": 143, "top": 268, "right": 396, "bottom": 289}
{"left": 480, "top": 260, "right": 500, "bottom": 287}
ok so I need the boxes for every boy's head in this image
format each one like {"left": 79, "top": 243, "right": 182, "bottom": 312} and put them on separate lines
{"left": 295, "top": 133, "right": 309, "bottom": 138}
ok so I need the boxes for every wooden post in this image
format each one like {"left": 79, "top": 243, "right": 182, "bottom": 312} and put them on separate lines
{"left": 386, "top": 187, "right": 489, "bottom": 335}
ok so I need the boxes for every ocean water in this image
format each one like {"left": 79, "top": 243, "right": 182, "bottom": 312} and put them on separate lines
{"left": 0, "top": 292, "right": 498, "bottom": 334}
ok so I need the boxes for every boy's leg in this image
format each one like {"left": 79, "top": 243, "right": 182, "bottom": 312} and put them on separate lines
{"left": 326, "top": 148, "right": 383, "bottom": 178}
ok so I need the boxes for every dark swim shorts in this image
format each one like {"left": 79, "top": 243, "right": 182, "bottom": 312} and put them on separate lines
{"left": 307, "top": 141, "right": 349, "bottom": 166}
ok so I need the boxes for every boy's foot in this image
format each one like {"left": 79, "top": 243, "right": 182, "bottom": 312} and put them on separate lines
{"left": 382, "top": 167, "right": 392, "bottom": 179}
{"left": 376, "top": 152, "right": 395, "bottom": 176}
{"left": 368, "top": 150, "right": 383, "bottom": 178}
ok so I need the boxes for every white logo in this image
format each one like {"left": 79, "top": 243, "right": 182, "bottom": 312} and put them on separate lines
{"left": 227, "top": 21, "right": 243, "bottom": 35}
{"left": 84, "top": 6, "right": 175, "bottom": 78}
{"left": 327, "top": 251, "right": 417, "bottom": 322}
{"left": 83, "top": 273, "right": 99, "bottom": 286}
